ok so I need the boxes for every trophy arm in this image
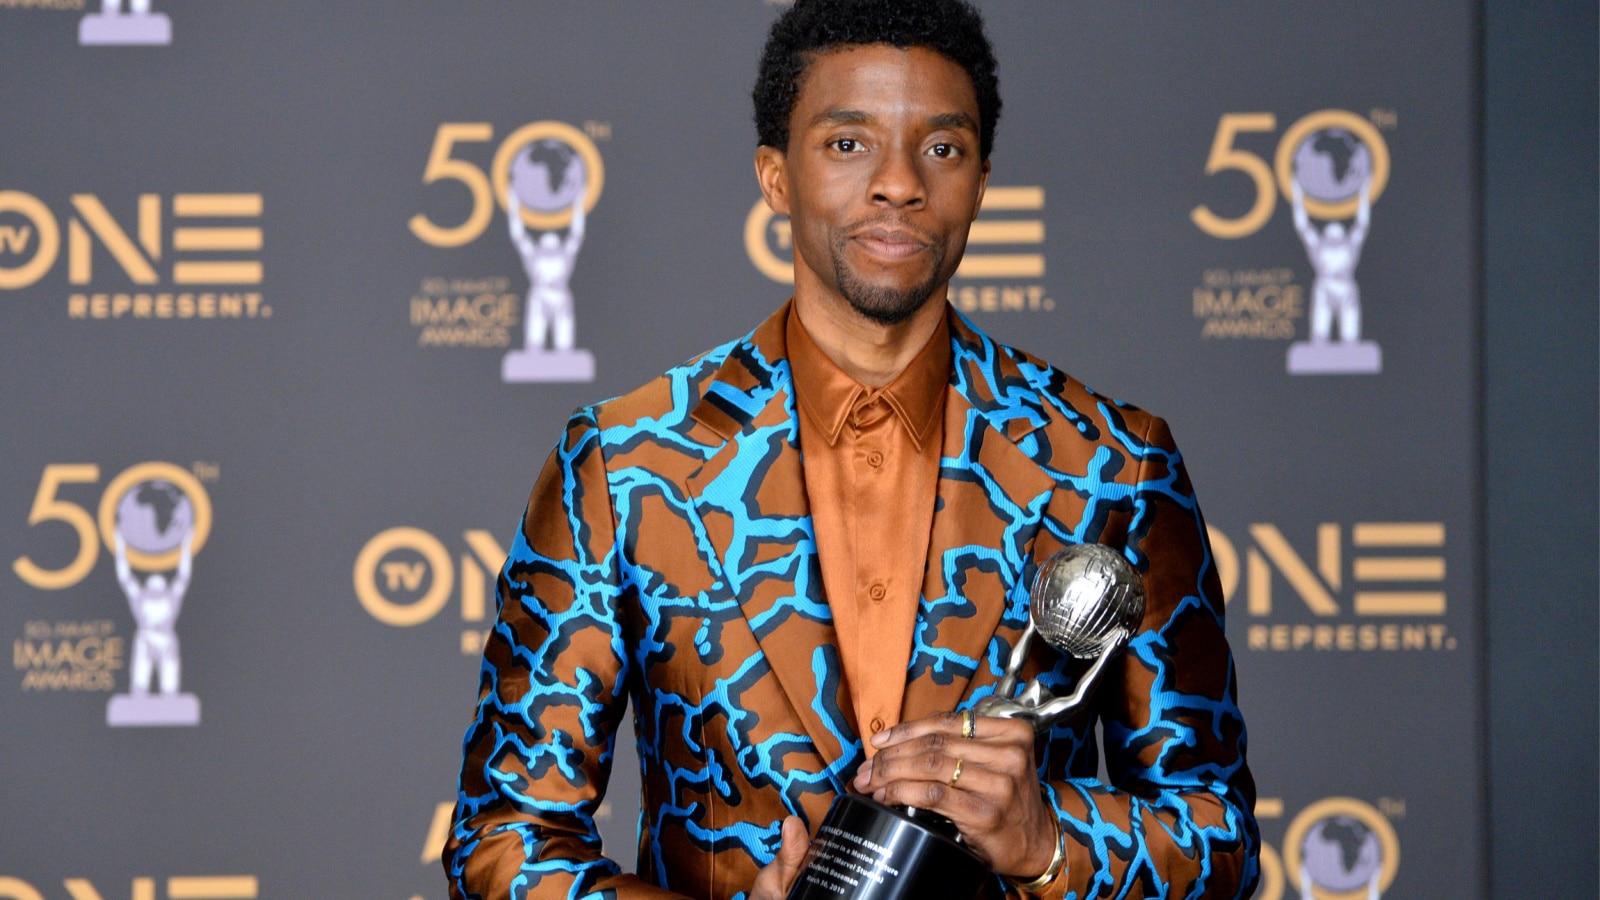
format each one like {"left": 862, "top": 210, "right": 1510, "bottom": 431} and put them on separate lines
{"left": 1023, "top": 640, "right": 1121, "bottom": 732}
{"left": 990, "top": 619, "right": 1038, "bottom": 704}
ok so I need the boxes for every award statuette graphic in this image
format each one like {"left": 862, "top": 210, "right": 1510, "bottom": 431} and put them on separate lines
{"left": 105, "top": 479, "right": 200, "bottom": 727}
{"left": 501, "top": 136, "right": 596, "bottom": 383}
{"left": 787, "top": 544, "right": 1146, "bottom": 900}
{"left": 79, "top": 0, "right": 172, "bottom": 46}
{"left": 1285, "top": 124, "right": 1382, "bottom": 375}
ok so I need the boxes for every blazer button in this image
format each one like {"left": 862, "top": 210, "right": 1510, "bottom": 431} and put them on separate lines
{"left": 868, "top": 582, "right": 887, "bottom": 601}
{"left": 870, "top": 717, "right": 885, "bottom": 734}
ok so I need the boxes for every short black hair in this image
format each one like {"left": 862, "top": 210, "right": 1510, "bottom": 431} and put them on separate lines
{"left": 753, "top": 0, "right": 1001, "bottom": 160}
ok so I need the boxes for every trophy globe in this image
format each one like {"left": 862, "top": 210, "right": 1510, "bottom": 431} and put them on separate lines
{"left": 510, "top": 139, "right": 587, "bottom": 216}
{"left": 1299, "top": 814, "right": 1385, "bottom": 897}
{"left": 1030, "top": 543, "right": 1145, "bottom": 659}
{"left": 1292, "top": 128, "right": 1374, "bottom": 206}
{"left": 116, "top": 480, "right": 195, "bottom": 556}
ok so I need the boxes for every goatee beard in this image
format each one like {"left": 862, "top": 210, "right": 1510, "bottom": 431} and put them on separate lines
{"left": 831, "top": 243, "right": 946, "bottom": 326}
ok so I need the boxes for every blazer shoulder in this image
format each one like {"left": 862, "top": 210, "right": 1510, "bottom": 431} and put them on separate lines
{"left": 588, "top": 338, "right": 740, "bottom": 433}
{"left": 998, "top": 340, "right": 1167, "bottom": 447}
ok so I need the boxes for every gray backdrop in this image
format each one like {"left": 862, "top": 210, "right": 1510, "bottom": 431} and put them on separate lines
{"left": 0, "top": 3, "right": 1487, "bottom": 898}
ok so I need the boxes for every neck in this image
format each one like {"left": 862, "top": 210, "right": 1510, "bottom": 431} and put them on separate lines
{"left": 791, "top": 289, "right": 948, "bottom": 388}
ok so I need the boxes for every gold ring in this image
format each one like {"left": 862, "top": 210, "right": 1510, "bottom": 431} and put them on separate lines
{"left": 948, "top": 757, "right": 964, "bottom": 787}
{"left": 961, "top": 709, "right": 976, "bottom": 740}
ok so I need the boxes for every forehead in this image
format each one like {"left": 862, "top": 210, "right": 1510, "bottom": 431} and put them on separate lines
{"left": 793, "top": 44, "right": 979, "bottom": 122}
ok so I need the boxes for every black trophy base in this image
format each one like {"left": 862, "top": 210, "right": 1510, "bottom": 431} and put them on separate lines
{"left": 786, "top": 793, "right": 989, "bottom": 900}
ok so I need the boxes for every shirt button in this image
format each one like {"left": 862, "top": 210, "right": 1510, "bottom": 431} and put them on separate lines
{"left": 870, "top": 717, "right": 885, "bottom": 734}
{"left": 866, "top": 450, "right": 884, "bottom": 468}
{"left": 868, "top": 582, "right": 887, "bottom": 601}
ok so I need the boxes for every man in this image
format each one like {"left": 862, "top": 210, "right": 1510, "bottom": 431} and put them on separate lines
{"left": 446, "top": 2, "right": 1257, "bottom": 898}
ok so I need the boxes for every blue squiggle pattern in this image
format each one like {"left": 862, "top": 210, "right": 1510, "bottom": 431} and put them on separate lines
{"left": 446, "top": 309, "right": 1257, "bottom": 899}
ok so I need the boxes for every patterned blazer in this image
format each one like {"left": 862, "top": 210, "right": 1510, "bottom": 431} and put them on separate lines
{"left": 445, "top": 302, "right": 1258, "bottom": 900}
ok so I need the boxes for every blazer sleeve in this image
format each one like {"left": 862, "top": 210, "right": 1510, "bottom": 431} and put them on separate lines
{"left": 444, "top": 409, "right": 688, "bottom": 900}
{"left": 1032, "top": 414, "right": 1259, "bottom": 900}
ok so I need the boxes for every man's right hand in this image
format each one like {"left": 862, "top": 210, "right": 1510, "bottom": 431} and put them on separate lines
{"left": 750, "top": 815, "right": 808, "bottom": 900}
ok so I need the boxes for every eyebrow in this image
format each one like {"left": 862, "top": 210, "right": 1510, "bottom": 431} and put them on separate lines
{"left": 926, "top": 111, "right": 979, "bottom": 133}
{"left": 809, "top": 109, "right": 874, "bottom": 128}
{"left": 807, "top": 109, "right": 979, "bottom": 133}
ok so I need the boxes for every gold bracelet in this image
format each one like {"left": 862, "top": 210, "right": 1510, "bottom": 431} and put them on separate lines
{"left": 1010, "top": 814, "right": 1065, "bottom": 894}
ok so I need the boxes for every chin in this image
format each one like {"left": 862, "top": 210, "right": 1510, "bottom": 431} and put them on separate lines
{"left": 834, "top": 259, "right": 945, "bottom": 326}
{"left": 841, "top": 281, "right": 941, "bottom": 325}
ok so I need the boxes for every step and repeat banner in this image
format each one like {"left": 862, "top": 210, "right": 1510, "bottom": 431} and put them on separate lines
{"left": 0, "top": 3, "right": 1479, "bottom": 898}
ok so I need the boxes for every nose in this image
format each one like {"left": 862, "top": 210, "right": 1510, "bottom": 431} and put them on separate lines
{"left": 868, "top": 143, "right": 925, "bottom": 209}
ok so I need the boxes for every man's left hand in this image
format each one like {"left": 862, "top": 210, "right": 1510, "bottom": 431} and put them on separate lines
{"left": 853, "top": 712, "right": 1058, "bottom": 880}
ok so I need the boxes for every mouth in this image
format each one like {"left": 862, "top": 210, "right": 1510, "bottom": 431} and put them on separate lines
{"left": 849, "top": 224, "right": 932, "bottom": 262}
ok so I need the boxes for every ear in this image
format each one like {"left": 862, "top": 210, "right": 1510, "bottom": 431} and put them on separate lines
{"left": 754, "top": 144, "right": 792, "bottom": 216}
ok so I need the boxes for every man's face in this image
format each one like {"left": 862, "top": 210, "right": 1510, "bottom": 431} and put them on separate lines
{"left": 757, "top": 44, "right": 989, "bottom": 325}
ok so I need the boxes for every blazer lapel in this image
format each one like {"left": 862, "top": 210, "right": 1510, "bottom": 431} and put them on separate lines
{"left": 902, "top": 311, "right": 1057, "bottom": 722}
{"left": 683, "top": 303, "right": 860, "bottom": 780}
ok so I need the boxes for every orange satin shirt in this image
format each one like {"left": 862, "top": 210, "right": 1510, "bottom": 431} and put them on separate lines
{"left": 786, "top": 306, "right": 950, "bottom": 755}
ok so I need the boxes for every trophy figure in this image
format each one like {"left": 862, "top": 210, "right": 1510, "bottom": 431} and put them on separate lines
{"left": 501, "top": 138, "right": 596, "bottom": 383}
{"left": 105, "top": 479, "right": 201, "bottom": 727}
{"left": 79, "top": 0, "right": 172, "bottom": 46}
{"left": 1284, "top": 126, "right": 1382, "bottom": 375}
{"left": 787, "top": 544, "right": 1146, "bottom": 900}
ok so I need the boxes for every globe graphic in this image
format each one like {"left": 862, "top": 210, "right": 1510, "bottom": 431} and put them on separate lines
{"left": 115, "top": 479, "right": 195, "bottom": 555}
{"left": 1301, "top": 815, "right": 1383, "bottom": 891}
{"left": 510, "top": 138, "right": 587, "bottom": 213}
{"left": 1292, "top": 128, "right": 1373, "bottom": 204}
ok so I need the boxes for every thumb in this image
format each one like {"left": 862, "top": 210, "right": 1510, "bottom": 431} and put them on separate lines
{"left": 773, "top": 815, "right": 809, "bottom": 885}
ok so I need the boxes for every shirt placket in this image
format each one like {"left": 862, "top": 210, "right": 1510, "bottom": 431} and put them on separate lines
{"left": 849, "top": 393, "right": 896, "bottom": 741}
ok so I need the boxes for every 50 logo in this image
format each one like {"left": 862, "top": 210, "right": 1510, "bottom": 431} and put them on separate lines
{"left": 406, "top": 121, "right": 607, "bottom": 381}
{"left": 12, "top": 462, "right": 216, "bottom": 724}
{"left": 1190, "top": 110, "right": 1391, "bottom": 240}
{"left": 408, "top": 122, "right": 605, "bottom": 249}
{"left": 1256, "top": 796, "right": 1400, "bottom": 900}
{"left": 13, "top": 462, "right": 213, "bottom": 591}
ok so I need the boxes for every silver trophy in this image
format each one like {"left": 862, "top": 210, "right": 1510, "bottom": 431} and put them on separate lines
{"left": 788, "top": 544, "right": 1147, "bottom": 900}
{"left": 973, "top": 543, "right": 1146, "bottom": 731}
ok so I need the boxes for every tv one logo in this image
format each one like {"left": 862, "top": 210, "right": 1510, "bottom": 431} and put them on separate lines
{"left": 1208, "top": 521, "right": 1457, "bottom": 652}
{"left": 0, "top": 191, "right": 267, "bottom": 319}
{"left": 0, "top": 875, "right": 256, "bottom": 900}
{"left": 353, "top": 527, "right": 505, "bottom": 653}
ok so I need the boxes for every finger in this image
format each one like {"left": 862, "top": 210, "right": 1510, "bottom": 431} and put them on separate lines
{"left": 865, "top": 743, "right": 1032, "bottom": 793}
{"left": 869, "top": 711, "right": 966, "bottom": 748}
{"left": 872, "top": 773, "right": 1007, "bottom": 830}
{"left": 871, "top": 711, "right": 1032, "bottom": 749}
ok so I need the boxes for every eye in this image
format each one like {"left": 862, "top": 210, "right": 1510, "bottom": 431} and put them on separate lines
{"left": 829, "top": 137, "right": 865, "bottom": 153}
{"left": 928, "top": 142, "right": 961, "bottom": 159}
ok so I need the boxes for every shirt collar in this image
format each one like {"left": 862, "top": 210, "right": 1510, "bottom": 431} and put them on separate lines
{"left": 786, "top": 303, "right": 951, "bottom": 451}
